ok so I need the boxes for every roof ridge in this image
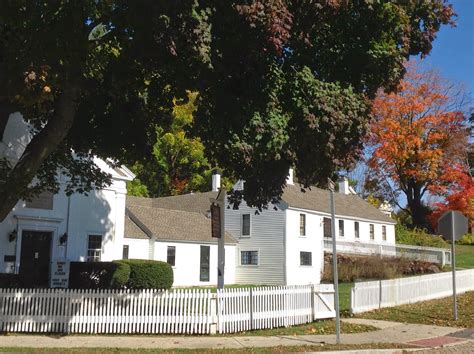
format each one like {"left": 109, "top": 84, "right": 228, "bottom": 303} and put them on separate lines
{"left": 128, "top": 203, "right": 210, "bottom": 218}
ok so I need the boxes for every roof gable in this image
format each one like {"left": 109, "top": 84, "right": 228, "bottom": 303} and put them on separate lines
{"left": 125, "top": 198, "right": 237, "bottom": 244}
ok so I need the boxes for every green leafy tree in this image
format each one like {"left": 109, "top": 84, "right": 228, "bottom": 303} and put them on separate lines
{"left": 129, "top": 92, "right": 220, "bottom": 197}
{"left": 0, "top": 1, "right": 455, "bottom": 221}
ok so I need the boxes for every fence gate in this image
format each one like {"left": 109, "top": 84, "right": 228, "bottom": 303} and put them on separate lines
{"left": 313, "top": 284, "right": 336, "bottom": 319}
{"left": 217, "top": 285, "right": 335, "bottom": 334}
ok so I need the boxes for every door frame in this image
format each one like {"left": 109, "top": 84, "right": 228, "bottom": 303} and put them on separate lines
{"left": 15, "top": 221, "right": 59, "bottom": 275}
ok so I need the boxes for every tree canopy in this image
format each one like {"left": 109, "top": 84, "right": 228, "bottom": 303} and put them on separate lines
{"left": 0, "top": 0, "right": 455, "bottom": 221}
{"left": 365, "top": 64, "right": 469, "bottom": 228}
{"left": 127, "top": 91, "right": 233, "bottom": 197}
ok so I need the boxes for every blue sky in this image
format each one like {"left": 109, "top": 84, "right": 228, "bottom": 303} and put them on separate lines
{"left": 417, "top": 0, "right": 474, "bottom": 100}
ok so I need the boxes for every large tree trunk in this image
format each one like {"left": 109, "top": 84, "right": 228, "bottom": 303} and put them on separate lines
{"left": 405, "top": 182, "right": 429, "bottom": 229}
{"left": 0, "top": 84, "right": 81, "bottom": 222}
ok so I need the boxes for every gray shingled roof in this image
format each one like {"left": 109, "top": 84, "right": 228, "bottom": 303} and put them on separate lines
{"left": 124, "top": 215, "right": 148, "bottom": 239}
{"left": 281, "top": 184, "right": 395, "bottom": 223}
{"left": 127, "top": 192, "right": 218, "bottom": 215}
{"left": 124, "top": 202, "right": 237, "bottom": 244}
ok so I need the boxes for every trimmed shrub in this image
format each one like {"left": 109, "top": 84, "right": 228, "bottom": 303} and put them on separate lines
{"left": 69, "top": 262, "right": 121, "bottom": 289}
{"left": 120, "top": 259, "right": 173, "bottom": 289}
{"left": 396, "top": 224, "right": 448, "bottom": 248}
{"left": 0, "top": 273, "right": 22, "bottom": 288}
{"left": 110, "top": 261, "right": 131, "bottom": 288}
{"left": 457, "top": 234, "right": 474, "bottom": 245}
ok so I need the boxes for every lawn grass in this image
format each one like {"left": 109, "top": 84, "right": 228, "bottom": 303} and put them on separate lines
{"left": 337, "top": 282, "right": 353, "bottom": 313}
{"left": 230, "top": 319, "right": 375, "bottom": 336}
{"left": 454, "top": 244, "right": 474, "bottom": 269}
{"left": 357, "top": 290, "right": 474, "bottom": 328}
{"left": 0, "top": 343, "right": 415, "bottom": 353}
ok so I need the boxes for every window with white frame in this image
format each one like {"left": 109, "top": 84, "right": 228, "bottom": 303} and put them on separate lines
{"left": 299, "top": 214, "right": 306, "bottom": 236}
{"left": 382, "top": 225, "right": 387, "bottom": 241}
{"left": 354, "top": 222, "right": 360, "bottom": 238}
{"left": 87, "top": 234, "right": 102, "bottom": 262}
{"left": 241, "top": 214, "right": 251, "bottom": 236}
{"left": 300, "top": 251, "right": 312, "bottom": 266}
{"left": 369, "top": 224, "right": 375, "bottom": 240}
{"left": 241, "top": 250, "right": 258, "bottom": 265}
{"left": 338, "top": 220, "right": 344, "bottom": 237}
{"left": 167, "top": 246, "right": 176, "bottom": 266}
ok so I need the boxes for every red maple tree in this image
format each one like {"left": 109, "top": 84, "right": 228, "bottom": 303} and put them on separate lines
{"left": 366, "top": 63, "right": 469, "bottom": 228}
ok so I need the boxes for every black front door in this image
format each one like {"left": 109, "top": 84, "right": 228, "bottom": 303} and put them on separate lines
{"left": 19, "top": 231, "right": 52, "bottom": 287}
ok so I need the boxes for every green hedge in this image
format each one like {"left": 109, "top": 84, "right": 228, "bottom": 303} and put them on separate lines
{"left": 110, "top": 261, "right": 131, "bottom": 288}
{"left": 119, "top": 259, "right": 173, "bottom": 289}
{"left": 458, "top": 234, "right": 474, "bottom": 245}
{"left": 0, "top": 273, "right": 22, "bottom": 288}
{"left": 69, "top": 262, "right": 122, "bottom": 289}
{"left": 396, "top": 224, "right": 448, "bottom": 248}
{"left": 69, "top": 260, "right": 173, "bottom": 289}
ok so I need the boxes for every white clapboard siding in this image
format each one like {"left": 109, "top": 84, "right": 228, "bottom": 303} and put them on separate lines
{"left": 217, "top": 285, "right": 333, "bottom": 334}
{"left": 0, "top": 288, "right": 212, "bottom": 334}
{"left": 350, "top": 269, "right": 474, "bottom": 314}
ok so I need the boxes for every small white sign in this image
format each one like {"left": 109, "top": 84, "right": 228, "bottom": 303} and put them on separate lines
{"left": 50, "top": 259, "right": 70, "bottom": 288}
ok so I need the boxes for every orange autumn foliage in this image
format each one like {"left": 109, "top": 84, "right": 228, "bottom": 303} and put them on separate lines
{"left": 429, "top": 165, "right": 474, "bottom": 229}
{"left": 367, "top": 64, "right": 469, "bottom": 227}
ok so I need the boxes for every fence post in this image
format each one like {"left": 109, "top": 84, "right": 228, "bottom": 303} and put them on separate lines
{"left": 349, "top": 286, "right": 354, "bottom": 316}
{"left": 249, "top": 288, "right": 254, "bottom": 330}
{"left": 311, "top": 285, "right": 315, "bottom": 321}
{"left": 210, "top": 293, "right": 217, "bottom": 334}
{"left": 441, "top": 250, "right": 446, "bottom": 267}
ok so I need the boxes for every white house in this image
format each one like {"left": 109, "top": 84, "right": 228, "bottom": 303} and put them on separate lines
{"left": 122, "top": 172, "right": 396, "bottom": 287}
{"left": 225, "top": 172, "right": 396, "bottom": 286}
{"left": 0, "top": 162, "right": 134, "bottom": 287}
{"left": 0, "top": 113, "right": 134, "bottom": 287}
{"left": 1, "top": 113, "right": 395, "bottom": 288}
{"left": 122, "top": 193, "right": 237, "bottom": 287}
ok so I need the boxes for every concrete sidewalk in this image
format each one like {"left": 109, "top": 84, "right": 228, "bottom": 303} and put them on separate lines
{"left": 0, "top": 319, "right": 472, "bottom": 352}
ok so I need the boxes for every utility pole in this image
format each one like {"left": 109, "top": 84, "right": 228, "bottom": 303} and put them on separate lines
{"left": 451, "top": 212, "right": 457, "bottom": 320}
{"left": 328, "top": 179, "right": 341, "bottom": 344}
{"left": 437, "top": 210, "right": 467, "bottom": 322}
{"left": 210, "top": 188, "right": 226, "bottom": 289}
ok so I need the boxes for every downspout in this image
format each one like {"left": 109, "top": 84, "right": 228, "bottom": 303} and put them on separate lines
{"left": 283, "top": 206, "right": 287, "bottom": 286}
{"left": 64, "top": 195, "right": 71, "bottom": 260}
{"left": 13, "top": 217, "right": 19, "bottom": 274}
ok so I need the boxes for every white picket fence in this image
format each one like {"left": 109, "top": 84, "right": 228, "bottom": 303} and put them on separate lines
{"left": 0, "top": 288, "right": 212, "bottom": 334}
{"left": 324, "top": 238, "right": 451, "bottom": 266}
{"left": 217, "top": 284, "right": 335, "bottom": 334}
{"left": 350, "top": 269, "right": 474, "bottom": 314}
{"left": 0, "top": 285, "right": 335, "bottom": 334}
